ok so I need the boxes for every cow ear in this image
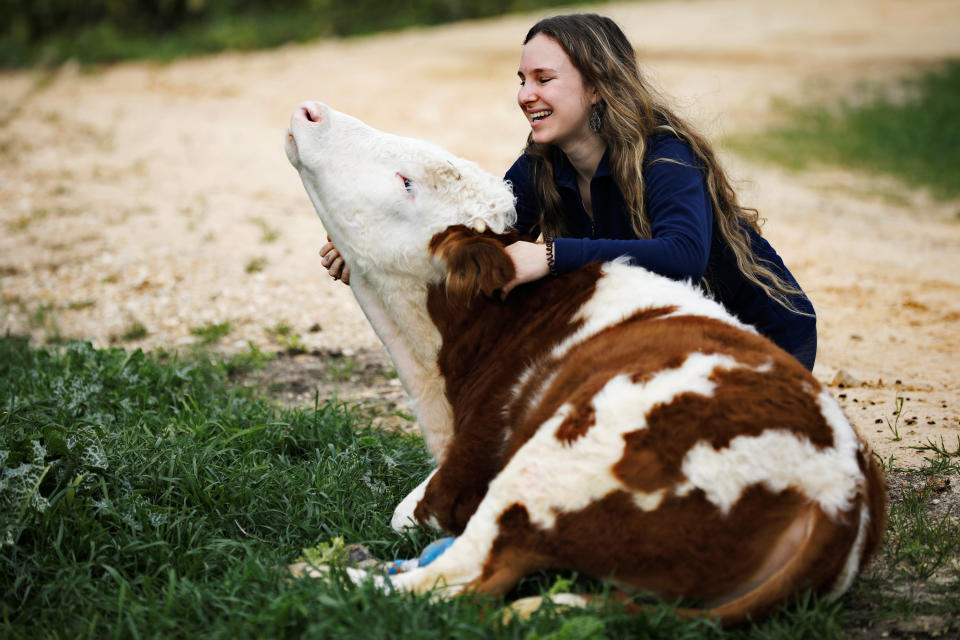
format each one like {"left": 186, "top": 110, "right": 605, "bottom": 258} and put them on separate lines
{"left": 430, "top": 225, "right": 516, "bottom": 300}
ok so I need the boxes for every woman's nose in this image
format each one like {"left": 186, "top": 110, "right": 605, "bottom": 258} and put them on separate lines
{"left": 518, "top": 84, "right": 535, "bottom": 106}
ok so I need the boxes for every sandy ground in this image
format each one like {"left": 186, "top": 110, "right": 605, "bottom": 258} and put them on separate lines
{"left": 1, "top": 0, "right": 959, "bottom": 467}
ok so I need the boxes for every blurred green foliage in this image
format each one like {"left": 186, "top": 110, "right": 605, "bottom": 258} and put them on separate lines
{"left": 0, "top": 0, "right": 606, "bottom": 67}
{"left": 726, "top": 60, "right": 960, "bottom": 202}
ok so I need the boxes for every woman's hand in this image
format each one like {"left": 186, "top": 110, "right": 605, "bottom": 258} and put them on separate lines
{"left": 501, "top": 241, "right": 549, "bottom": 297}
{"left": 320, "top": 237, "right": 350, "bottom": 285}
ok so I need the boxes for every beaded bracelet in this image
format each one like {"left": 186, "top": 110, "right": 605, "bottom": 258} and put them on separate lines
{"left": 545, "top": 236, "right": 558, "bottom": 277}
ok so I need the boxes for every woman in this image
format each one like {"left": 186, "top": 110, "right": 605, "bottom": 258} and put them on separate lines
{"left": 502, "top": 13, "right": 816, "bottom": 370}
{"left": 322, "top": 13, "right": 816, "bottom": 370}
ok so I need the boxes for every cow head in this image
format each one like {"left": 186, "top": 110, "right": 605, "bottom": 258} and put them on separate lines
{"left": 285, "top": 102, "right": 517, "bottom": 287}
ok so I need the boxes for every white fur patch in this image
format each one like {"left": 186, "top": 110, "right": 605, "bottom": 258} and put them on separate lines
{"left": 504, "top": 593, "right": 590, "bottom": 620}
{"left": 677, "top": 430, "right": 862, "bottom": 517}
{"left": 676, "top": 386, "right": 864, "bottom": 518}
{"left": 350, "top": 275, "right": 454, "bottom": 461}
{"left": 482, "top": 352, "right": 745, "bottom": 531}
{"left": 549, "top": 260, "right": 754, "bottom": 364}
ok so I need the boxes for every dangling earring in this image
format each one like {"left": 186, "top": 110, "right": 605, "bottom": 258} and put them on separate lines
{"left": 589, "top": 103, "right": 603, "bottom": 133}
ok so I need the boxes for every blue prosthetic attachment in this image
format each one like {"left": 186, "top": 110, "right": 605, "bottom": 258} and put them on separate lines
{"left": 418, "top": 537, "right": 456, "bottom": 566}
{"left": 387, "top": 537, "right": 456, "bottom": 575}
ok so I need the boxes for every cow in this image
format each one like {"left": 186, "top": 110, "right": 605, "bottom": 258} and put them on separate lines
{"left": 283, "top": 100, "right": 886, "bottom": 626}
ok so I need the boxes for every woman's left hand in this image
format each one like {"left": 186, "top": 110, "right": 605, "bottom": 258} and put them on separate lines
{"left": 501, "top": 241, "right": 549, "bottom": 297}
{"left": 320, "top": 237, "right": 351, "bottom": 284}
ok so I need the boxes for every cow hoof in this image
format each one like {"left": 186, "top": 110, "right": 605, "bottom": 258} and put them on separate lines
{"left": 500, "top": 593, "right": 590, "bottom": 623}
{"left": 286, "top": 561, "right": 329, "bottom": 580}
{"left": 287, "top": 562, "right": 385, "bottom": 590}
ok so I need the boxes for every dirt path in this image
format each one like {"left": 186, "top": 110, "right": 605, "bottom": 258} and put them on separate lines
{"left": 2, "top": 0, "right": 959, "bottom": 467}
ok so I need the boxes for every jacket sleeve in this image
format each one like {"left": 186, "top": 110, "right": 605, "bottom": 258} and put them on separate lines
{"left": 553, "top": 138, "right": 713, "bottom": 281}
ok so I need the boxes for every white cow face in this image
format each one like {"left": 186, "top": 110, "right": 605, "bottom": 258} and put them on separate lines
{"left": 285, "top": 101, "right": 517, "bottom": 283}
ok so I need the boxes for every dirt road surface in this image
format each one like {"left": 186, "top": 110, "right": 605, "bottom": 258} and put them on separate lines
{"left": 2, "top": 0, "right": 959, "bottom": 467}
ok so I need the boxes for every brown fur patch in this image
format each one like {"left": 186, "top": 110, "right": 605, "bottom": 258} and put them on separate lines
{"left": 555, "top": 404, "right": 596, "bottom": 443}
{"left": 480, "top": 486, "right": 848, "bottom": 606}
{"left": 429, "top": 225, "right": 516, "bottom": 301}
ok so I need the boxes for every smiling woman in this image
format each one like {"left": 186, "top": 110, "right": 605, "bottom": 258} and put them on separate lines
{"left": 503, "top": 14, "right": 819, "bottom": 372}
{"left": 517, "top": 34, "right": 600, "bottom": 155}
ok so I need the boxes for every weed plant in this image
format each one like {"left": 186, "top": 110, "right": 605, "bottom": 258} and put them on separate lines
{"left": 116, "top": 320, "right": 149, "bottom": 343}
{"left": 2, "top": 336, "right": 953, "bottom": 638}
{"left": 266, "top": 321, "right": 306, "bottom": 354}
{"left": 245, "top": 257, "right": 268, "bottom": 274}
{"left": 190, "top": 321, "right": 232, "bottom": 346}
{"left": 847, "top": 452, "right": 960, "bottom": 633}
{"left": 727, "top": 61, "right": 960, "bottom": 201}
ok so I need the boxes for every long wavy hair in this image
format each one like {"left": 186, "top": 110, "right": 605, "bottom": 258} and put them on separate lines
{"left": 523, "top": 13, "right": 807, "bottom": 313}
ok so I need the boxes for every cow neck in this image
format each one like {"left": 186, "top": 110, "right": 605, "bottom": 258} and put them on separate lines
{"left": 348, "top": 273, "right": 453, "bottom": 462}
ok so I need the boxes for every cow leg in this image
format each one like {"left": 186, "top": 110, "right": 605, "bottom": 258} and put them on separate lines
{"left": 387, "top": 535, "right": 492, "bottom": 597}
{"left": 388, "top": 512, "right": 539, "bottom": 598}
{"left": 287, "top": 562, "right": 389, "bottom": 590}
{"left": 391, "top": 468, "right": 438, "bottom": 531}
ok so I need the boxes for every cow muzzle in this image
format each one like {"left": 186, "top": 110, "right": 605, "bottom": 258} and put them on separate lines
{"left": 285, "top": 101, "right": 329, "bottom": 167}
{"left": 294, "top": 101, "right": 325, "bottom": 125}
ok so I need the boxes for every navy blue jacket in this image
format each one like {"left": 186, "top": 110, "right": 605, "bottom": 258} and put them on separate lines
{"left": 504, "top": 134, "right": 816, "bottom": 356}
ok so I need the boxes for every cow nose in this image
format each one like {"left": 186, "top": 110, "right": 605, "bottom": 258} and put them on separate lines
{"left": 298, "top": 101, "right": 323, "bottom": 124}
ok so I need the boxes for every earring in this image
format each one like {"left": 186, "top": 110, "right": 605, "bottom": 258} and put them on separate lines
{"left": 589, "top": 104, "right": 603, "bottom": 133}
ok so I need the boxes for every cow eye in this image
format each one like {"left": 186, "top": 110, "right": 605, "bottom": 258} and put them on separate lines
{"left": 397, "top": 173, "right": 415, "bottom": 197}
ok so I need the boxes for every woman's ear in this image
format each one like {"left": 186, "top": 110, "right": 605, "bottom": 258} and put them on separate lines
{"left": 429, "top": 225, "right": 516, "bottom": 301}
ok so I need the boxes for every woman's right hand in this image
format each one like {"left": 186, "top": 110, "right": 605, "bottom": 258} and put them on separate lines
{"left": 501, "top": 240, "right": 549, "bottom": 297}
{"left": 320, "top": 237, "right": 350, "bottom": 285}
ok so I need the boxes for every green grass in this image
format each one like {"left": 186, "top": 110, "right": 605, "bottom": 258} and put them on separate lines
{"left": 843, "top": 456, "right": 960, "bottom": 636}
{"left": 2, "top": 336, "right": 957, "bottom": 638}
{"left": 26, "top": 303, "right": 62, "bottom": 345}
{"left": 883, "top": 482, "right": 959, "bottom": 582}
{"left": 323, "top": 354, "right": 359, "bottom": 382}
{"left": 727, "top": 60, "right": 960, "bottom": 201}
{"left": 248, "top": 217, "right": 281, "bottom": 244}
{"left": 266, "top": 321, "right": 306, "bottom": 354}
{"left": 190, "top": 320, "right": 232, "bottom": 346}
{"left": 117, "top": 320, "right": 149, "bottom": 343}
{"left": 0, "top": 336, "right": 438, "bottom": 638}
{"left": 245, "top": 257, "right": 268, "bottom": 274}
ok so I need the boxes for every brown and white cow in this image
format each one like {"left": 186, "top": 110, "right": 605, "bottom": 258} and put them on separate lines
{"left": 284, "top": 101, "right": 886, "bottom": 625}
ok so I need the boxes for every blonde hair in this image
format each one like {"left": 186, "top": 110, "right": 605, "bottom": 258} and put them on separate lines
{"left": 523, "top": 14, "right": 807, "bottom": 313}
